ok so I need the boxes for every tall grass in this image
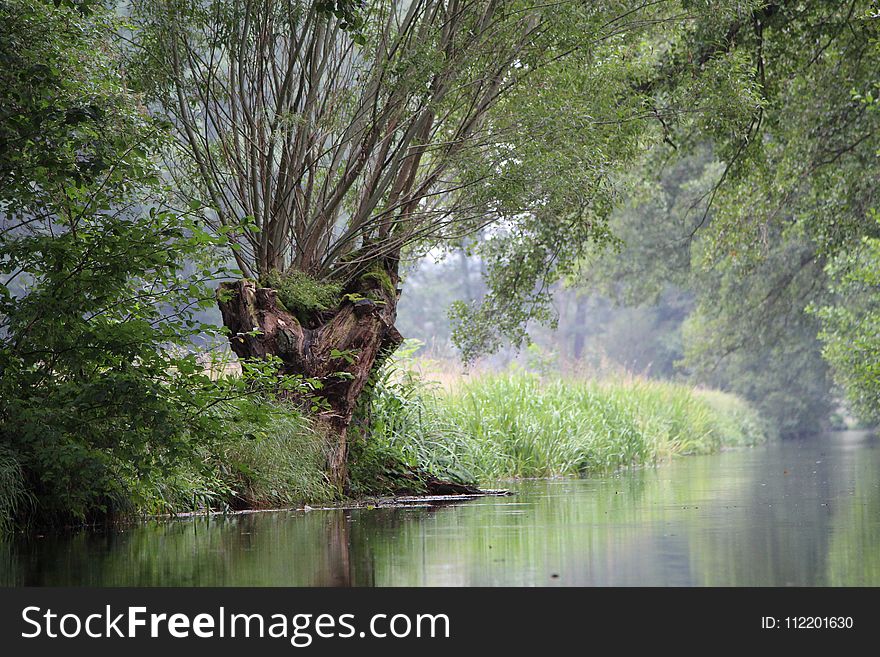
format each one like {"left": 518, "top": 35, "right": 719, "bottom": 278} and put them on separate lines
{"left": 363, "top": 367, "right": 768, "bottom": 484}
{"left": 218, "top": 414, "right": 335, "bottom": 508}
{"left": 347, "top": 350, "right": 473, "bottom": 495}
{"left": 0, "top": 445, "right": 31, "bottom": 532}
{"left": 125, "top": 412, "right": 337, "bottom": 517}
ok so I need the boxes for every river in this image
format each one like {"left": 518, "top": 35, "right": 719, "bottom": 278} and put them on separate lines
{"left": 2, "top": 430, "right": 878, "bottom": 586}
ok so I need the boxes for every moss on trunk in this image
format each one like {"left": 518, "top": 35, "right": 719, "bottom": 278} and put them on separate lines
{"left": 217, "top": 261, "right": 403, "bottom": 490}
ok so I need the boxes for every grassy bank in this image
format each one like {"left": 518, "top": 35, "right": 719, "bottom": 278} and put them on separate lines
{"left": 127, "top": 413, "right": 336, "bottom": 518}
{"left": 352, "top": 370, "right": 769, "bottom": 489}
{"left": 1, "top": 366, "right": 768, "bottom": 529}
{"left": 439, "top": 375, "right": 767, "bottom": 478}
{"left": 0, "top": 398, "right": 337, "bottom": 531}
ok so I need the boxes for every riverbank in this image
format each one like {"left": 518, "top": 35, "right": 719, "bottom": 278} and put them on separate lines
{"left": 1, "top": 369, "right": 769, "bottom": 530}
{"left": 349, "top": 372, "right": 769, "bottom": 493}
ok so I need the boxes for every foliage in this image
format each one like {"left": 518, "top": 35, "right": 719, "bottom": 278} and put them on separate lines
{"left": 1, "top": 0, "right": 873, "bottom": 529}
{"left": 128, "top": 0, "right": 761, "bottom": 347}
{"left": 681, "top": 233, "right": 836, "bottom": 436}
{"left": 815, "top": 212, "right": 880, "bottom": 424}
{"left": 446, "top": 0, "right": 768, "bottom": 359}
{"left": 0, "top": 0, "right": 135, "bottom": 201}
{"left": 671, "top": 1, "right": 880, "bottom": 265}
{"left": 216, "top": 413, "right": 335, "bottom": 509}
{"left": 0, "top": 1, "right": 202, "bottom": 524}
{"left": 0, "top": 1, "right": 336, "bottom": 527}
{"left": 0, "top": 444, "right": 30, "bottom": 533}
{"left": 584, "top": 290, "right": 691, "bottom": 379}
{"left": 570, "top": 147, "right": 836, "bottom": 436}
{"left": 811, "top": 25, "right": 880, "bottom": 425}
{"left": 347, "top": 339, "right": 474, "bottom": 496}
{"left": 623, "top": 1, "right": 880, "bottom": 428}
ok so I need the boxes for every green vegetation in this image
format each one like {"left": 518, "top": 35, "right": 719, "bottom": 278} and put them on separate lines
{"left": 579, "top": 150, "right": 838, "bottom": 437}
{"left": 120, "top": 403, "right": 336, "bottom": 518}
{"left": 0, "top": 1, "right": 335, "bottom": 528}
{"left": 0, "top": 445, "right": 29, "bottom": 533}
{"left": 432, "top": 2, "right": 879, "bottom": 435}
{"left": 262, "top": 270, "right": 342, "bottom": 324}
{"left": 130, "top": 0, "right": 773, "bottom": 459}
{"left": 217, "top": 415, "right": 335, "bottom": 509}
{"left": 815, "top": 216, "right": 880, "bottom": 425}
{"left": 435, "top": 375, "right": 767, "bottom": 479}
{"left": 353, "top": 369, "right": 766, "bottom": 486}
{"left": 1, "top": 0, "right": 875, "bottom": 533}
{"left": 648, "top": 2, "right": 880, "bottom": 431}
{"left": 359, "top": 266, "right": 397, "bottom": 298}
{"left": 0, "top": 0, "right": 219, "bottom": 526}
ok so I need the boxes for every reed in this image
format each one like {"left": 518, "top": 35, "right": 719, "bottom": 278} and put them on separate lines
{"left": 0, "top": 445, "right": 30, "bottom": 532}
{"left": 363, "top": 368, "right": 768, "bottom": 483}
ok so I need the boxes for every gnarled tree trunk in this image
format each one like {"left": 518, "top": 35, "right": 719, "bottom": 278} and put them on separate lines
{"left": 216, "top": 260, "right": 403, "bottom": 490}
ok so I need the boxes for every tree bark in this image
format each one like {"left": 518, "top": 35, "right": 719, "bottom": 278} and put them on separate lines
{"left": 216, "top": 261, "right": 403, "bottom": 491}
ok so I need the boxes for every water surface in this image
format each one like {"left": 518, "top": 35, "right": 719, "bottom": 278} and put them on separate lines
{"left": 3, "top": 431, "right": 878, "bottom": 586}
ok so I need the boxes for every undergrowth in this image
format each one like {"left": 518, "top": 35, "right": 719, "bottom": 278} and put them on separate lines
{"left": 349, "top": 344, "right": 769, "bottom": 488}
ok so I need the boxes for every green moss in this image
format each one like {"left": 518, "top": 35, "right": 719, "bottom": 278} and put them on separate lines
{"left": 341, "top": 292, "right": 387, "bottom": 306}
{"left": 360, "top": 266, "right": 396, "bottom": 297}
{"left": 262, "top": 270, "right": 342, "bottom": 322}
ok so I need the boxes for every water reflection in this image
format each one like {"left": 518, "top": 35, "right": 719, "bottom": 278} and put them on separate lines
{"left": 1, "top": 431, "right": 877, "bottom": 586}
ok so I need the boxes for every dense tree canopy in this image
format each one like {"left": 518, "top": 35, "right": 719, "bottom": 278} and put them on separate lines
{"left": 127, "top": 0, "right": 761, "bottom": 324}
{"left": 677, "top": 1, "right": 879, "bottom": 428}
{"left": 566, "top": 1, "right": 879, "bottom": 432}
{"left": 132, "top": 0, "right": 665, "bottom": 277}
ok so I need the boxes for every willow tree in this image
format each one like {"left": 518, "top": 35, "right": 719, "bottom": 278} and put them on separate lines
{"left": 130, "top": 0, "right": 759, "bottom": 484}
